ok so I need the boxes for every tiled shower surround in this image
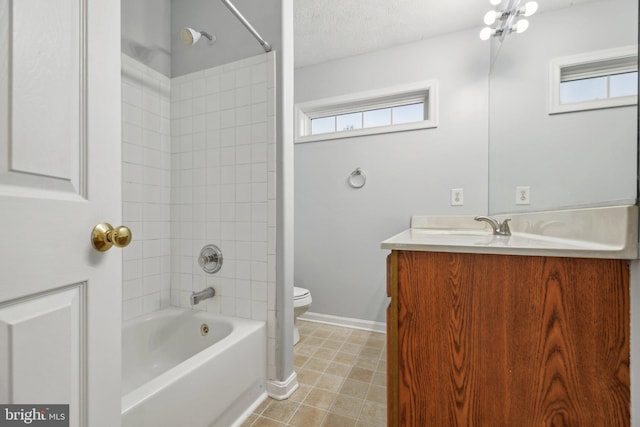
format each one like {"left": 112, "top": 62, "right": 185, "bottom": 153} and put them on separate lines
{"left": 122, "top": 55, "right": 172, "bottom": 318}
{"left": 121, "top": 52, "right": 278, "bottom": 379}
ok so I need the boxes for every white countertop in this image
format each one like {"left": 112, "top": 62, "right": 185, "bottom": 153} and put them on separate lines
{"left": 380, "top": 205, "right": 639, "bottom": 259}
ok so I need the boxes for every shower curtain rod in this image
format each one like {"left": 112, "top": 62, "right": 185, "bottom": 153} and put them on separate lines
{"left": 221, "top": 0, "right": 273, "bottom": 52}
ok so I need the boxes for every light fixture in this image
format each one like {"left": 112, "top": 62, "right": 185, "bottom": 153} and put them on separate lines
{"left": 479, "top": 0, "right": 538, "bottom": 41}
{"left": 520, "top": 1, "right": 539, "bottom": 16}
{"left": 513, "top": 19, "right": 529, "bottom": 33}
{"left": 483, "top": 10, "right": 501, "bottom": 25}
{"left": 479, "top": 27, "right": 497, "bottom": 41}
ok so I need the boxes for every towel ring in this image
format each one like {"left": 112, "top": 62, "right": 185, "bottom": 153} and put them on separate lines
{"left": 348, "top": 168, "right": 366, "bottom": 189}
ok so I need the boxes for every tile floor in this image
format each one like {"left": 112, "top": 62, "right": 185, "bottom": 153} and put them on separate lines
{"left": 241, "top": 320, "right": 387, "bottom": 427}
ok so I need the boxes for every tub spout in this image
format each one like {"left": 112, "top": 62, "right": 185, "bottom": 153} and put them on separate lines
{"left": 191, "top": 287, "right": 215, "bottom": 305}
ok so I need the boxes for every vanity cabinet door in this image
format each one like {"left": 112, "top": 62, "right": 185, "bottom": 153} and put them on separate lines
{"left": 387, "top": 250, "right": 630, "bottom": 427}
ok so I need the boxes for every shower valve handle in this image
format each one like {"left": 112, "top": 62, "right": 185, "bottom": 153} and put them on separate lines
{"left": 198, "top": 244, "right": 223, "bottom": 274}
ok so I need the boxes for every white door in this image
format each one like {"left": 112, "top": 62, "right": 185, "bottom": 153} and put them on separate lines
{"left": 0, "top": 1, "right": 122, "bottom": 426}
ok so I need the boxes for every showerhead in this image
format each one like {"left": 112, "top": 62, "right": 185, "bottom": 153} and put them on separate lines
{"left": 180, "top": 28, "right": 215, "bottom": 45}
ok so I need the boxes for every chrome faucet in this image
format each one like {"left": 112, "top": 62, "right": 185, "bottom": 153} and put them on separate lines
{"left": 474, "top": 216, "right": 512, "bottom": 236}
{"left": 191, "top": 287, "right": 215, "bottom": 305}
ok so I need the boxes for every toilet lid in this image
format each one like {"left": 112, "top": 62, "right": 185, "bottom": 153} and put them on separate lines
{"left": 294, "top": 286, "right": 310, "bottom": 299}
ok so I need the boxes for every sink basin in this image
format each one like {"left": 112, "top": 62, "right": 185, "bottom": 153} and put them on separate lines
{"left": 381, "top": 205, "right": 638, "bottom": 259}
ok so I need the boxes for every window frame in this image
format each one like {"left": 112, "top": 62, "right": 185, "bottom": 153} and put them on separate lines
{"left": 548, "top": 45, "right": 638, "bottom": 115}
{"left": 295, "top": 80, "right": 438, "bottom": 143}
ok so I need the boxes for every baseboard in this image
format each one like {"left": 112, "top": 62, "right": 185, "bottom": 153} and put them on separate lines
{"left": 229, "top": 391, "right": 267, "bottom": 427}
{"left": 266, "top": 371, "right": 299, "bottom": 400}
{"left": 299, "top": 311, "right": 386, "bottom": 334}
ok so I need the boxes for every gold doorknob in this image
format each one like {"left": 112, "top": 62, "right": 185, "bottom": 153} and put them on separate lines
{"left": 91, "top": 223, "right": 133, "bottom": 252}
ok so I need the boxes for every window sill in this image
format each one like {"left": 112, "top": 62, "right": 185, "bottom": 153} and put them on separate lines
{"left": 549, "top": 95, "right": 637, "bottom": 115}
{"left": 295, "top": 119, "right": 437, "bottom": 144}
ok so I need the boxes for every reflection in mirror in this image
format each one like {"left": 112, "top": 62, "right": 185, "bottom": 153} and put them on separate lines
{"left": 488, "top": 0, "right": 638, "bottom": 214}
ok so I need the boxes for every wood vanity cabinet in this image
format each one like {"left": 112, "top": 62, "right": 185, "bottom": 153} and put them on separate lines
{"left": 386, "top": 250, "right": 630, "bottom": 427}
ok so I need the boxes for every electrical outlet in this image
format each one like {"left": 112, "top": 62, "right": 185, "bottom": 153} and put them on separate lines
{"left": 516, "top": 186, "right": 530, "bottom": 205}
{"left": 451, "top": 188, "right": 464, "bottom": 206}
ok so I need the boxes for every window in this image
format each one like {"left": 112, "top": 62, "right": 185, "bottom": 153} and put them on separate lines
{"left": 296, "top": 81, "right": 438, "bottom": 143}
{"left": 549, "top": 46, "right": 638, "bottom": 114}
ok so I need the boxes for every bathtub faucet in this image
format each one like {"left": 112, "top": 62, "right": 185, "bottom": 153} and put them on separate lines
{"left": 191, "top": 287, "right": 216, "bottom": 305}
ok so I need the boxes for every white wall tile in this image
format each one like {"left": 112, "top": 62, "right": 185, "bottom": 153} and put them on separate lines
{"left": 236, "top": 241, "right": 251, "bottom": 260}
{"left": 236, "top": 280, "right": 251, "bottom": 299}
{"left": 123, "top": 278, "right": 143, "bottom": 300}
{"left": 123, "top": 104, "right": 142, "bottom": 126}
{"left": 123, "top": 81, "right": 143, "bottom": 107}
{"left": 236, "top": 125, "right": 252, "bottom": 145}
{"left": 123, "top": 239, "right": 143, "bottom": 261}
{"left": 221, "top": 184, "right": 235, "bottom": 203}
{"left": 124, "top": 259, "right": 143, "bottom": 281}
{"left": 193, "top": 115, "right": 206, "bottom": 133}
{"left": 252, "top": 83, "right": 267, "bottom": 104}
{"left": 122, "top": 55, "right": 172, "bottom": 320}
{"left": 235, "top": 222, "right": 252, "bottom": 241}
{"left": 192, "top": 78, "right": 205, "bottom": 97}
{"left": 252, "top": 242, "right": 268, "bottom": 262}
{"left": 207, "top": 112, "right": 221, "bottom": 130}
{"left": 251, "top": 144, "right": 267, "bottom": 163}
{"left": 126, "top": 53, "right": 280, "bottom": 378}
{"left": 251, "top": 63, "right": 267, "bottom": 85}
{"left": 221, "top": 109, "right": 236, "bottom": 128}
{"left": 220, "top": 128, "right": 235, "bottom": 147}
{"left": 236, "top": 184, "right": 251, "bottom": 203}
{"left": 123, "top": 123, "right": 142, "bottom": 145}
{"left": 252, "top": 183, "right": 268, "bottom": 202}
{"left": 178, "top": 81, "right": 193, "bottom": 100}
{"left": 235, "top": 67, "right": 251, "bottom": 88}
{"left": 206, "top": 75, "right": 220, "bottom": 94}
{"left": 251, "top": 163, "right": 268, "bottom": 183}
{"left": 221, "top": 297, "right": 235, "bottom": 316}
{"left": 236, "top": 145, "right": 251, "bottom": 164}
{"left": 251, "top": 301, "right": 267, "bottom": 322}
{"left": 251, "top": 281, "right": 267, "bottom": 302}
{"left": 236, "top": 203, "right": 251, "bottom": 222}
{"left": 123, "top": 298, "right": 143, "bottom": 321}
{"left": 236, "top": 299, "right": 251, "bottom": 319}
{"left": 220, "top": 71, "right": 235, "bottom": 90}
{"left": 236, "top": 106, "right": 252, "bottom": 127}
{"left": 236, "top": 86, "right": 251, "bottom": 106}
{"left": 180, "top": 117, "right": 194, "bottom": 134}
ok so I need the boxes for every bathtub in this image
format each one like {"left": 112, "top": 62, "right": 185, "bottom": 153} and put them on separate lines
{"left": 121, "top": 307, "right": 267, "bottom": 427}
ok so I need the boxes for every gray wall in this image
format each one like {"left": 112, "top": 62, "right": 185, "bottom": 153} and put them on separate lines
{"left": 489, "top": 0, "right": 638, "bottom": 214}
{"left": 122, "top": 0, "right": 172, "bottom": 77}
{"left": 294, "top": 29, "right": 490, "bottom": 323}
{"left": 171, "top": 0, "right": 281, "bottom": 77}
{"left": 121, "top": 0, "right": 282, "bottom": 78}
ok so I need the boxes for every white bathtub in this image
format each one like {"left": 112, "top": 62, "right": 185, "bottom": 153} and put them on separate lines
{"left": 121, "top": 307, "right": 267, "bottom": 427}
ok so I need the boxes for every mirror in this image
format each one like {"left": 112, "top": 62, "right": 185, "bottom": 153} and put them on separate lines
{"left": 488, "top": 0, "right": 638, "bottom": 214}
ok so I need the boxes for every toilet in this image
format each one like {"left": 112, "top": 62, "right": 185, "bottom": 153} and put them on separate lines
{"left": 293, "top": 286, "right": 312, "bottom": 345}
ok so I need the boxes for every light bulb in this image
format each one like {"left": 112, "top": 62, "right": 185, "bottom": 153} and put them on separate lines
{"left": 523, "top": 1, "right": 538, "bottom": 16}
{"left": 489, "top": 0, "right": 502, "bottom": 5}
{"left": 513, "top": 19, "right": 529, "bottom": 33}
{"left": 484, "top": 10, "right": 498, "bottom": 25}
{"left": 479, "top": 27, "right": 494, "bottom": 41}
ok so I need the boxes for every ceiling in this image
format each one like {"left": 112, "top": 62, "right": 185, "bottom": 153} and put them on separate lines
{"left": 293, "top": 0, "right": 599, "bottom": 69}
